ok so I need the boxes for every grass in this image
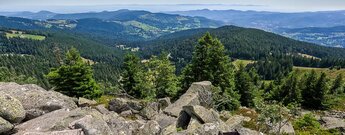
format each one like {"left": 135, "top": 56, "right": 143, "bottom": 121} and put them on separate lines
{"left": 6, "top": 32, "right": 46, "bottom": 41}
{"left": 293, "top": 66, "right": 345, "bottom": 79}
{"left": 96, "top": 95, "right": 116, "bottom": 108}
{"left": 232, "top": 59, "right": 255, "bottom": 69}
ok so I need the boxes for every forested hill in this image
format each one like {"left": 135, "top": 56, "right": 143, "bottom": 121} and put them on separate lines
{"left": 0, "top": 10, "right": 223, "bottom": 41}
{"left": 0, "top": 28, "right": 124, "bottom": 88}
{"left": 138, "top": 26, "right": 345, "bottom": 70}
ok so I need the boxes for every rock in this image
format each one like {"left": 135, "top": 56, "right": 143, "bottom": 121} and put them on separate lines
{"left": 136, "top": 120, "right": 161, "bottom": 135}
{"left": 72, "top": 115, "right": 113, "bottom": 135}
{"left": 194, "top": 123, "right": 220, "bottom": 135}
{"left": 14, "top": 108, "right": 105, "bottom": 134}
{"left": 219, "top": 111, "right": 232, "bottom": 121}
{"left": 140, "top": 102, "right": 159, "bottom": 120}
{"left": 160, "top": 123, "right": 177, "bottom": 135}
{"left": 78, "top": 98, "right": 97, "bottom": 107}
{"left": 0, "top": 117, "right": 13, "bottom": 134}
{"left": 158, "top": 97, "right": 171, "bottom": 110}
{"left": 20, "top": 129, "right": 84, "bottom": 135}
{"left": 164, "top": 81, "right": 213, "bottom": 117}
{"left": 320, "top": 116, "right": 345, "bottom": 130}
{"left": 236, "top": 127, "right": 262, "bottom": 135}
{"left": 182, "top": 105, "right": 220, "bottom": 124}
{"left": 0, "top": 92, "right": 26, "bottom": 123}
{"left": 0, "top": 83, "right": 77, "bottom": 120}
{"left": 108, "top": 98, "right": 143, "bottom": 113}
{"left": 94, "top": 104, "right": 110, "bottom": 114}
{"left": 155, "top": 113, "right": 177, "bottom": 129}
{"left": 270, "top": 120, "right": 295, "bottom": 135}
{"left": 225, "top": 115, "right": 246, "bottom": 129}
{"left": 120, "top": 110, "right": 134, "bottom": 118}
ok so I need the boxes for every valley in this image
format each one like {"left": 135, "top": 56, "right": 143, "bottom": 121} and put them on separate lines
{"left": 1, "top": 5, "right": 345, "bottom": 135}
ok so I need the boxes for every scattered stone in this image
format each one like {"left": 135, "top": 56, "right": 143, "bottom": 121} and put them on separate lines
{"left": 194, "top": 123, "right": 220, "bottom": 135}
{"left": 20, "top": 129, "right": 84, "bottom": 135}
{"left": 0, "top": 117, "right": 13, "bottom": 134}
{"left": 0, "top": 83, "right": 77, "bottom": 120}
{"left": 78, "top": 98, "right": 97, "bottom": 107}
{"left": 140, "top": 102, "right": 159, "bottom": 120}
{"left": 225, "top": 115, "right": 246, "bottom": 129}
{"left": 94, "top": 104, "right": 110, "bottom": 114}
{"left": 72, "top": 115, "right": 113, "bottom": 135}
{"left": 136, "top": 120, "right": 161, "bottom": 135}
{"left": 108, "top": 98, "right": 143, "bottom": 113}
{"left": 236, "top": 127, "right": 262, "bottom": 135}
{"left": 164, "top": 81, "right": 213, "bottom": 117}
{"left": 158, "top": 97, "right": 171, "bottom": 110}
{"left": 320, "top": 116, "right": 345, "bottom": 130}
{"left": 182, "top": 105, "right": 220, "bottom": 124}
{"left": 0, "top": 92, "right": 26, "bottom": 123}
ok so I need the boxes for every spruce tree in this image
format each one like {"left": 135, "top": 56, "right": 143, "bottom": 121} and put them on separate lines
{"left": 314, "top": 72, "right": 329, "bottom": 108}
{"left": 235, "top": 65, "right": 255, "bottom": 107}
{"left": 121, "top": 53, "right": 142, "bottom": 98}
{"left": 149, "top": 53, "right": 179, "bottom": 98}
{"left": 47, "top": 48, "right": 101, "bottom": 99}
{"left": 280, "top": 72, "right": 302, "bottom": 105}
{"left": 301, "top": 71, "right": 318, "bottom": 108}
{"left": 182, "top": 33, "right": 240, "bottom": 110}
{"left": 331, "top": 74, "right": 343, "bottom": 94}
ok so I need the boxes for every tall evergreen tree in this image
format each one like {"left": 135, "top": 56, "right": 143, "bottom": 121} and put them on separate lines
{"left": 46, "top": 48, "right": 101, "bottom": 99}
{"left": 301, "top": 71, "right": 329, "bottom": 109}
{"left": 330, "top": 74, "right": 343, "bottom": 94}
{"left": 148, "top": 53, "right": 179, "bottom": 98}
{"left": 120, "top": 53, "right": 142, "bottom": 98}
{"left": 279, "top": 72, "right": 302, "bottom": 105}
{"left": 301, "top": 71, "right": 318, "bottom": 108}
{"left": 235, "top": 65, "right": 256, "bottom": 107}
{"left": 314, "top": 72, "right": 329, "bottom": 108}
{"left": 182, "top": 32, "right": 240, "bottom": 110}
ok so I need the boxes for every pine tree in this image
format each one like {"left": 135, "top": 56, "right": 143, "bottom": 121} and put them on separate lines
{"left": 149, "top": 53, "right": 179, "bottom": 98}
{"left": 330, "top": 74, "right": 343, "bottom": 94}
{"left": 301, "top": 71, "right": 318, "bottom": 108}
{"left": 315, "top": 72, "right": 329, "bottom": 108}
{"left": 182, "top": 32, "right": 240, "bottom": 110}
{"left": 46, "top": 48, "right": 101, "bottom": 99}
{"left": 235, "top": 65, "right": 256, "bottom": 107}
{"left": 280, "top": 72, "right": 302, "bottom": 105}
{"left": 120, "top": 53, "right": 142, "bottom": 98}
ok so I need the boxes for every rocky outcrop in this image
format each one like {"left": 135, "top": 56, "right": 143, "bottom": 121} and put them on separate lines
{"left": 0, "top": 92, "right": 26, "bottom": 123}
{"left": 0, "top": 83, "right": 77, "bottom": 120}
{"left": 0, "top": 81, "right": 272, "bottom": 135}
{"left": 108, "top": 98, "right": 143, "bottom": 114}
{"left": 164, "top": 81, "right": 213, "bottom": 117}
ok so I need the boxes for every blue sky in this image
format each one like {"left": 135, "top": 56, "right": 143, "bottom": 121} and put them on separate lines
{"left": 1, "top": 0, "right": 345, "bottom": 12}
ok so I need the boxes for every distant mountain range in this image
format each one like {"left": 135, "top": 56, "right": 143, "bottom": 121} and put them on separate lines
{"left": 0, "top": 10, "right": 223, "bottom": 40}
{"left": 168, "top": 9, "right": 345, "bottom": 31}
{"left": 2, "top": 9, "right": 345, "bottom": 48}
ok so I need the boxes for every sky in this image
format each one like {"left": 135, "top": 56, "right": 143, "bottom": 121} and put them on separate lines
{"left": 0, "top": 0, "right": 345, "bottom": 13}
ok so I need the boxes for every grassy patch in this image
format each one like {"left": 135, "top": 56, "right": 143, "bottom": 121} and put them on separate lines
{"left": 293, "top": 66, "right": 345, "bottom": 79}
{"left": 6, "top": 32, "right": 46, "bottom": 41}
{"left": 96, "top": 95, "right": 116, "bottom": 108}
{"left": 232, "top": 59, "right": 255, "bottom": 69}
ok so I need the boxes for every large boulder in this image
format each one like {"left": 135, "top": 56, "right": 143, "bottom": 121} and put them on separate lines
{"left": 14, "top": 108, "right": 105, "bottom": 134}
{"left": 194, "top": 123, "right": 221, "bottom": 135}
{"left": 182, "top": 105, "right": 220, "bottom": 124}
{"left": 320, "top": 116, "right": 345, "bottom": 130}
{"left": 0, "top": 117, "right": 13, "bottom": 134}
{"left": 140, "top": 102, "right": 159, "bottom": 120}
{"left": 0, "top": 83, "right": 77, "bottom": 120}
{"left": 71, "top": 115, "right": 113, "bottom": 135}
{"left": 225, "top": 115, "right": 247, "bottom": 129}
{"left": 0, "top": 92, "right": 26, "bottom": 123}
{"left": 164, "top": 81, "right": 213, "bottom": 117}
{"left": 108, "top": 98, "right": 143, "bottom": 113}
{"left": 135, "top": 120, "right": 161, "bottom": 135}
{"left": 158, "top": 98, "right": 171, "bottom": 110}
{"left": 19, "top": 129, "right": 84, "bottom": 135}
